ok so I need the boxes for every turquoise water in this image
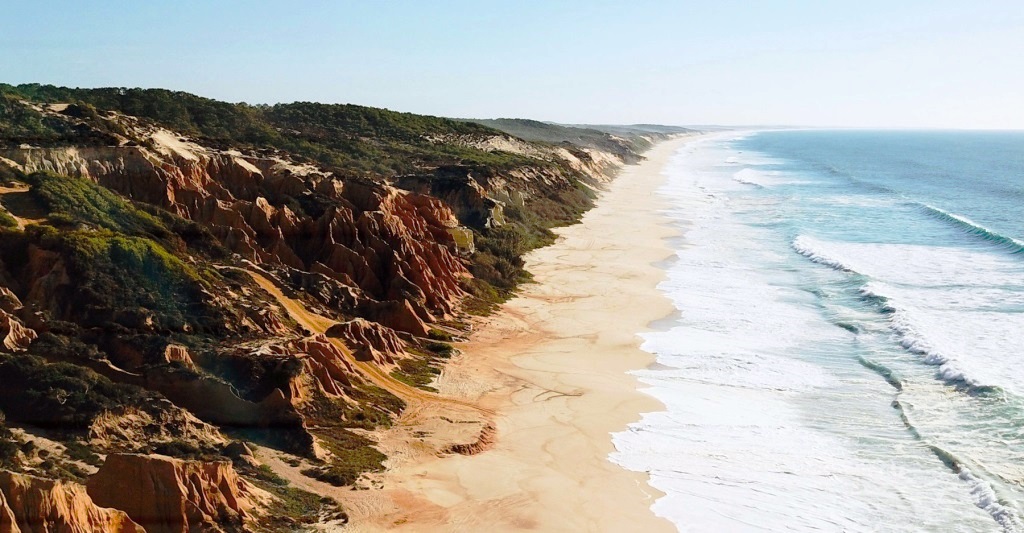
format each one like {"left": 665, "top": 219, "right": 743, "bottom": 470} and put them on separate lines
{"left": 612, "top": 131, "right": 1024, "bottom": 532}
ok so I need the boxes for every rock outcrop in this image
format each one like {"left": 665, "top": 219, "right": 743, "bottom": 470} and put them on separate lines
{"left": 0, "top": 287, "right": 34, "bottom": 354}
{"left": 247, "top": 334, "right": 356, "bottom": 404}
{"left": 0, "top": 489, "right": 16, "bottom": 533}
{"left": 87, "top": 454, "right": 263, "bottom": 533}
{"left": 88, "top": 405, "right": 227, "bottom": 454}
{"left": 326, "top": 318, "right": 405, "bottom": 365}
{"left": 0, "top": 470, "right": 143, "bottom": 533}
{"left": 0, "top": 311, "right": 35, "bottom": 353}
{"left": 162, "top": 344, "right": 197, "bottom": 370}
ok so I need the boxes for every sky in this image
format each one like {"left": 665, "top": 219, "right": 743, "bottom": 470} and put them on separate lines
{"left": 3, "top": 1, "right": 1023, "bottom": 128}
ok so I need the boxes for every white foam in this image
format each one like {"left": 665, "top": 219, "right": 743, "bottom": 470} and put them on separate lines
{"left": 960, "top": 467, "right": 1024, "bottom": 532}
{"left": 791, "top": 235, "right": 856, "bottom": 272}
{"left": 611, "top": 137, "right": 1001, "bottom": 532}
{"left": 732, "top": 168, "right": 769, "bottom": 188}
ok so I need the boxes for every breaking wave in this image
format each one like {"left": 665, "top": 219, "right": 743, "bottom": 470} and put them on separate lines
{"left": 791, "top": 235, "right": 857, "bottom": 273}
{"left": 919, "top": 204, "right": 1024, "bottom": 255}
{"left": 858, "top": 284, "right": 1002, "bottom": 396}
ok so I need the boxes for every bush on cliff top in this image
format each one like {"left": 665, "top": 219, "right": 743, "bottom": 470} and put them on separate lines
{"left": 26, "top": 171, "right": 165, "bottom": 236}
{"left": 0, "top": 209, "right": 16, "bottom": 228}
{"left": 0, "top": 353, "right": 159, "bottom": 429}
{"left": 0, "top": 84, "right": 537, "bottom": 174}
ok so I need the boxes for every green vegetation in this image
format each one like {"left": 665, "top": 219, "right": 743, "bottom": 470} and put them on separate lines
{"left": 0, "top": 93, "right": 67, "bottom": 143}
{"left": 252, "top": 464, "right": 288, "bottom": 486}
{"left": 27, "top": 225, "right": 209, "bottom": 332}
{"left": 0, "top": 84, "right": 538, "bottom": 175}
{"left": 0, "top": 93, "right": 123, "bottom": 146}
{"left": 0, "top": 353, "right": 160, "bottom": 429}
{"left": 0, "top": 208, "right": 16, "bottom": 228}
{"left": 247, "top": 465, "right": 347, "bottom": 531}
{"left": 465, "top": 119, "right": 689, "bottom": 164}
{"left": 425, "top": 341, "right": 454, "bottom": 357}
{"left": 0, "top": 414, "right": 93, "bottom": 483}
{"left": 26, "top": 171, "right": 164, "bottom": 235}
{"left": 0, "top": 171, "right": 234, "bottom": 335}
{"left": 62, "top": 439, "right": 102, "bottom": 466}
{"left": 338, "top": 384, "right": 404, "bottom": 430}
{"left": 302, "top": 427, "right": 386, "bottom": 487}
{"left": 391, "top": 356, "right": 441, "bottom": 392}
{"left": 466, "top": 118, "right": 647, "bottom": 162}
{"left": 151, "top": 439, "right": 208, "bottom": 459}
{"left": 390, "top": 341, "right": 455, "bottom": 392}
{"left": 299, "top": 382, "right": 403, "bottom": 433}
{"left": 0, "top": 412, "right": 23, "bottom": 471}
{"left": 464, "top": 179, "right": 597, "bottom": 308}
{"left": 426, "top": 328, "right": 454, "bottom": 342}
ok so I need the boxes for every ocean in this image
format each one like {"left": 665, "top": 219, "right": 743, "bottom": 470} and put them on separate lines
{"left": 611, "top": 130, "right": 1024, "bottom": 532}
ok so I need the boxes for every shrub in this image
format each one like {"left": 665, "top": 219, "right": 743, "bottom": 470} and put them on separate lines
{"left": 0, "top": 209, "right": 16, "bottom": 228}
{"left": 0, "top": 354, "right": 161, "bottom": 429}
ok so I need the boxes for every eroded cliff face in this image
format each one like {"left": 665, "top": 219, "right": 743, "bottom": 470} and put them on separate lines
{"left": 0, "top": 89, "right": 662, "bottom": 532}
{"left": 87, "top": 454, "right": 263, "bottom": 533}
{"left": 2, "top": 138, "right": 468, "bottom": 325}
{"left": 0, "top": 470, "right": 144, "bottom": 533}
{"left": 0, "top": 122, "right": 469, "bottom": 455}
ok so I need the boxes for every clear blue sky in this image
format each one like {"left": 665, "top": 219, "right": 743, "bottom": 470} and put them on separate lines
{"left": 4, "top": 1, "right": 1023, "bottom": 128}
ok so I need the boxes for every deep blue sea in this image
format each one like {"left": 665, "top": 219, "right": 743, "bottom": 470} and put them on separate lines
{"left": 612, "top": 131, "right": 1024, "bottom": 532}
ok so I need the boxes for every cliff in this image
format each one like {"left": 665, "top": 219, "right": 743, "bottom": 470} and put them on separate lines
{"left": 0, "top": 83, "right": 674, "bottom": 530}
{"left": 87, "top": 454, "right": 263, "bottom": 533}
{"left": 0, "top": 470, "right": 143, "bottom": 533}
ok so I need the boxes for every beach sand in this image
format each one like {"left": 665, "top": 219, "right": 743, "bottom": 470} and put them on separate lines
{"left": 344, "top": 136, "right": 692, "bottom": 532}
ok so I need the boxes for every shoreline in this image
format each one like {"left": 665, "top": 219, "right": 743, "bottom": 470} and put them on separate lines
{"left": 347, "top": 136, "right": 694, "bottom": 531}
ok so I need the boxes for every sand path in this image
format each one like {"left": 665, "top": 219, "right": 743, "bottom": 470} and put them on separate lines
{"left": 242, "top": 266, "right": 492, "bottom": 418}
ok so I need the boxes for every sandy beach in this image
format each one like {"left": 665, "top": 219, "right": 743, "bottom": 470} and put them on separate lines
{"left": 330, "top": 136, "right": 692, "bottom": 532}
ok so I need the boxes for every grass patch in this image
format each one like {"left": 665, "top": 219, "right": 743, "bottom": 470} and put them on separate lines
{"left": 0, "top": 209, "right": 16, "bottom": 228}
{"left": 253, "top": 464, "right": 288, "bottom": 486}
{"left": 391, "top": 357, "right": 440, "bottom": 393}
{"left": 390, "top": 343, "right": 454, "bottom": 392}
{"left": 62, "top": 439, "right": 102, "bottom": 466}
{"left": 26, "top": 171, "right": 165, "bottom": 236}
{"left": 302, "top": 427, "right": 386, "bottom": 487}
{"left": 426, "top": 328, "right": 454, "bottom": 342}
{"left": 248, "top": 473, "right": 346, "bottom": 531}
{"left": 425, "top": 341, "right": 454, "bottom": 357}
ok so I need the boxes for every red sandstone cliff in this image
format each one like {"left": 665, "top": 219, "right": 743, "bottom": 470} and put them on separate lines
{"left": 87, "top": 454, "right": 264, "bottom": 533}
{"left": 2, "top": 140, "right": 468, "bottom": 328}
{"left": 0, "top": 470, "right": 143, "bottom": 533}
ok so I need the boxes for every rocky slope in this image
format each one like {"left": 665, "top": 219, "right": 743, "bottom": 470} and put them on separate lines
{"left": 0, "top": 83, "right": 677, "bottom": 531}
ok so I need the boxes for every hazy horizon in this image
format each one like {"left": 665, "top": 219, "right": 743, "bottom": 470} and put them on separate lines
{"left": 5, "top": 1, "right": 1023, "bottom": 129}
